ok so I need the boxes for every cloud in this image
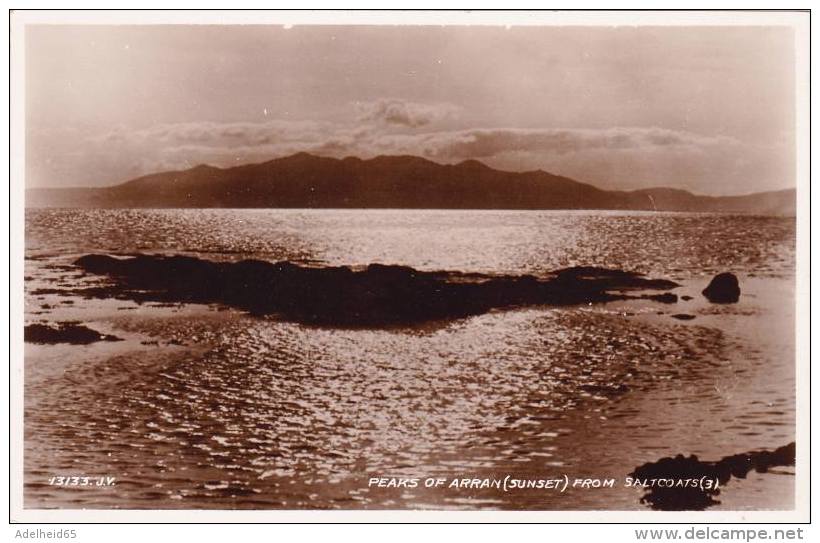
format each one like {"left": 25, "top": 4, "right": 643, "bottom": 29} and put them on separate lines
{"left": 365, "top": 127, "right": 737, "bottom": 161}
{"left": 90, "top": 123, "right": 736, "bottom": 167}
{"left": 355, "top": 99, "right": 460, "bottom": 128}
{"left": 96, "top": 119, "right": 332, "bottom": 149}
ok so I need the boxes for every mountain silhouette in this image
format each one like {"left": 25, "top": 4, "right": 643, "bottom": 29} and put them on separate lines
{"left": 26, "top": 152, "right": 795, "bottom": 214}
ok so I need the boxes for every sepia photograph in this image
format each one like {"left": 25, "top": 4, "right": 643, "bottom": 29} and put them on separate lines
{"left": 9, "top": 9, "right": 810, "bottom": 524}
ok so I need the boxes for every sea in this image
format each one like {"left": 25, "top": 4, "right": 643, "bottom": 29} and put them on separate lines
{"left": 23, "top": 209, "right": 797, "bottom": 510}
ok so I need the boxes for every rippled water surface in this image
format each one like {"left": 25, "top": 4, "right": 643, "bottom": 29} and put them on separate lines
{"left": 24, "top": 209, "right": 796, "bottom": 510}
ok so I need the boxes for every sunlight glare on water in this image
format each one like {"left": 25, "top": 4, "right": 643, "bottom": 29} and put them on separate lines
{"left": 24, "top": 209, "right": 795, "bottom": 510}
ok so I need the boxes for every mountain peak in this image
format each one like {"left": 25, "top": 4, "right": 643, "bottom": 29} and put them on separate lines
{"left": 277, "top": 151, "right": 321, "bottom": 163}
{"left": 366, "top": 154, "right": 438, "bottom": 167}
{"left": 455, "top": 159, "right": 490, "bottom": 170}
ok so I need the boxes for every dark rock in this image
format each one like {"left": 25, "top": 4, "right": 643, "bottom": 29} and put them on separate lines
{"left": 631, "top": 442, "right": 794, "bottom": 511}
{"left": 702, "top": 272, "right": 740, "bottom": 303}
{"left": 642, "top": 293, "right": 678, "bottom": 304}
{"left": 24, "top": 322, "right": 124, "bottom": 345}
{"left": 671, "top": 314, "right": 696, "bottom": 321}
{"left": 73, "top": 253, "right": 681, "bottom": 327}
{"left": 681, "top": 295, "right": 693, "bottom": 301}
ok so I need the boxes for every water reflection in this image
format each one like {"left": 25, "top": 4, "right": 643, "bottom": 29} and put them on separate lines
{"left": 24, "top": 210, "right": 795, "bottom": 510}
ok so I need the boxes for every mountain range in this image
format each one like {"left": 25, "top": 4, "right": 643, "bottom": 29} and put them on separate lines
{"left": 26, "top": 152, "right": 796, "bottom": 214}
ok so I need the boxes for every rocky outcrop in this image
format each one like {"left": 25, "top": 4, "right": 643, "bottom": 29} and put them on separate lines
{"left": 702, "top": 272, "right": 741, "bottom": 303}
{"left": 72, "top": 254, "right": 680, "bottom": 327}
{"left": 630, "top": 442, "right": 795, "bottom": 510}
{"left": 24, "top": 322, "right": 123, "bottom": 345}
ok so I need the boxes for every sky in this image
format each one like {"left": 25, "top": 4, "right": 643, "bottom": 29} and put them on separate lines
{"left": 25, "top": 24, "right": 796, "bottom": 195}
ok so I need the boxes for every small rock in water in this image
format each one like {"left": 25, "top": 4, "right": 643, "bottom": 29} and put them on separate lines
{"left": 671, "top": 314, "right": 696, "bottom": 321}
{"left": 702, "top": 272, "right": 740, "bottom": 303}
{"left": 24, "top": 322, "right": 124, "bottom": 345}
{"left": 642, "top": 292, "right": 678, "bottom": 304}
